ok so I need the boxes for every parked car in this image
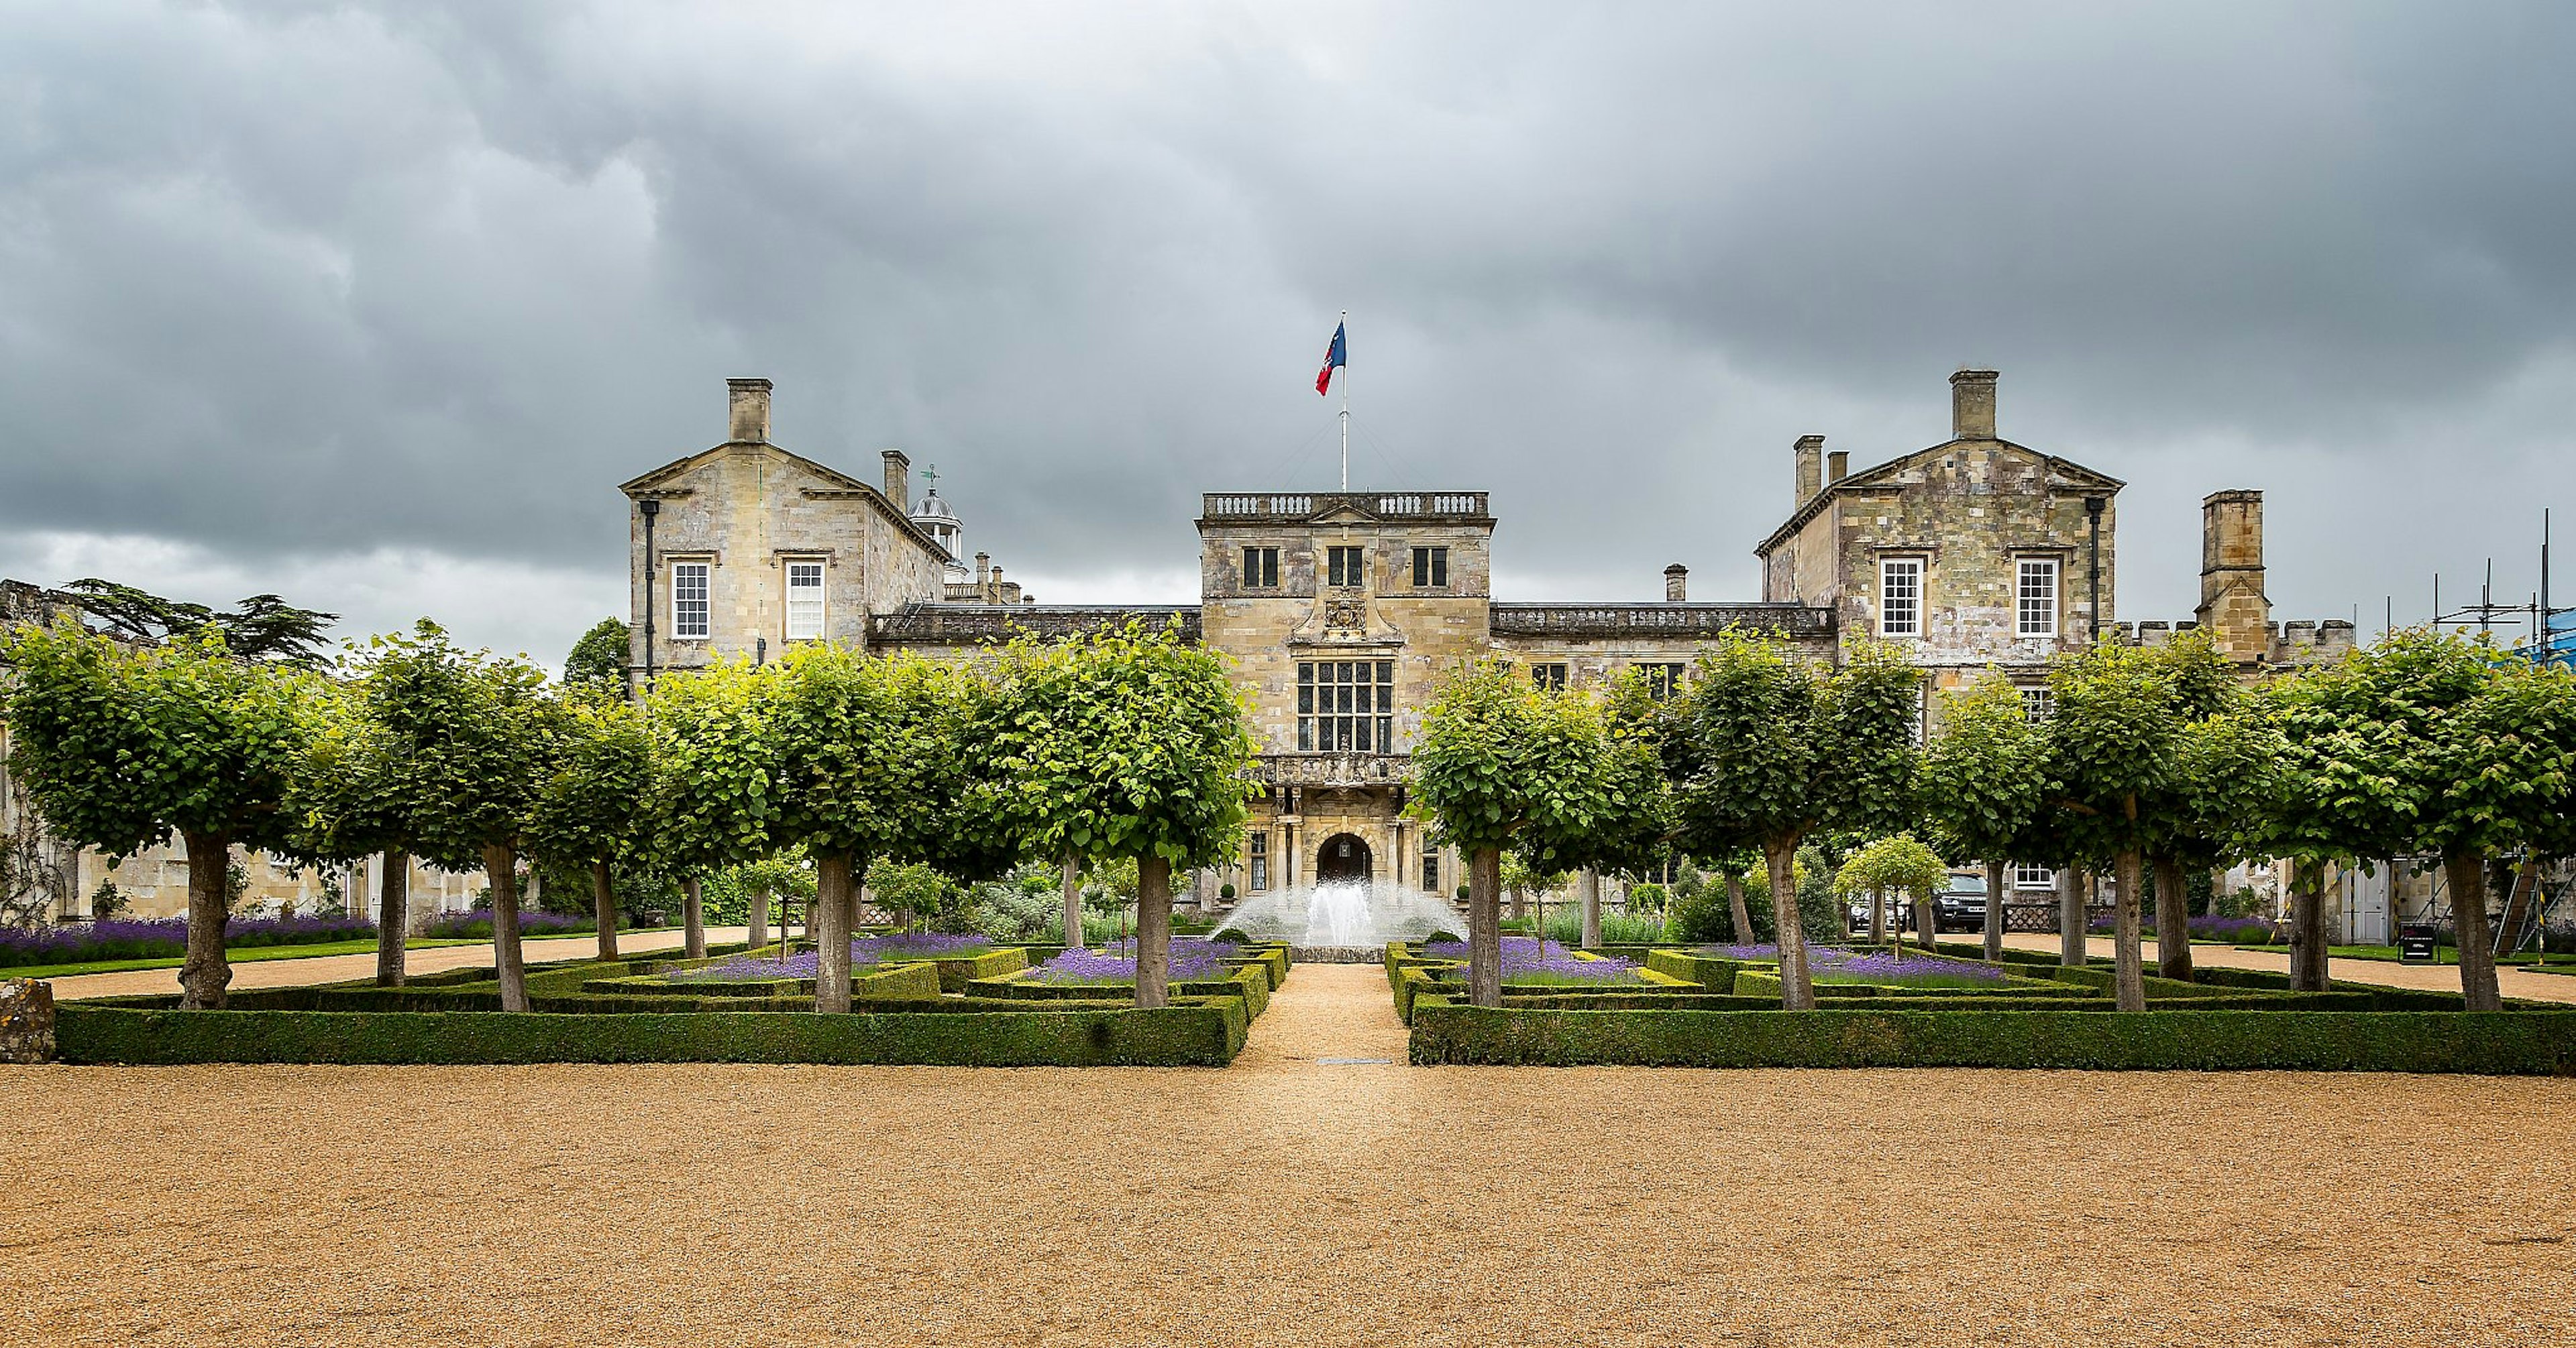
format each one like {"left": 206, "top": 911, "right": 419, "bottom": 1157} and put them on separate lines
{"left": 1933, "top": 873, "right": 1988, "bottom": 933}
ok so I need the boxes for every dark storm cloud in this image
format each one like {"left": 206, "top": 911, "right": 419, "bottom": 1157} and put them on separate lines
{"left": 3, "top": 0, "right": 2573, "bottom": 660}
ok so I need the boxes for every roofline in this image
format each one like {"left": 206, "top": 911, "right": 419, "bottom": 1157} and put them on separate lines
{"left": 619, "top": 441, "right": 953, "bottom": 560}
{"left": 1752, "top": 439, "right": 2126, "bottom": 559}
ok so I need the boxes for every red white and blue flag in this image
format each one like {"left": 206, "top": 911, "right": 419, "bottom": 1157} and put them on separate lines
{"left": 1316, "top": 322, "right": 1346, "bottom": 395}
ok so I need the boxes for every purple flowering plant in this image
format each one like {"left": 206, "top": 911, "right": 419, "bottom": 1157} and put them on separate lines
{"left": 1028, "top": 943, "right": 1233, "bottom": 986}
{"left": 0, "top": 914, "right": 378, "bottom": 969}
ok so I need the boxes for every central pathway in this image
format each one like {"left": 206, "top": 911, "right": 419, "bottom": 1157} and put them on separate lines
{"left": 1233, "top": 961, "right": 1410, "bottom": 1068}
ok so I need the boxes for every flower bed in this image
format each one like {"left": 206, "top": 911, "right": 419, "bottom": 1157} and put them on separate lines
{"left": 1027, "top": 942, "right": 1234, "bottom": 986}
{"left": 0, "top": 915, "right": 378, "bottom": 969}
{"left": 1808, "top": 950, "right": 2007, "bottom": 989}
{"left": 423, "top": 909, "right": 594, "bottom": 941}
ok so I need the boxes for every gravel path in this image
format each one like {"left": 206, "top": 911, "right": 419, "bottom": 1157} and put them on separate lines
{"left": 42, "top": 927, "right": 751, "bottom": 1001}
{"left": 6, "top": 964, "right": 2573, "bottom": 1346}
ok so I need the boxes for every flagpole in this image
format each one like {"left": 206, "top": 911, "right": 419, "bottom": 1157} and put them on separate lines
{"left": 1338, "top": 308, "right": 1350, "bottom": 491}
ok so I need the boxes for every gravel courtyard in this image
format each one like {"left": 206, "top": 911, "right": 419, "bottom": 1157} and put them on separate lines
{"left": 5, "top": 964, "right": 2572, "bottom": 1347}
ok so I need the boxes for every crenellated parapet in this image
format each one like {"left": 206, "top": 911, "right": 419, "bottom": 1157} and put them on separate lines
{"left": 867, "top": 603, "right": 1201, "bottom": 649}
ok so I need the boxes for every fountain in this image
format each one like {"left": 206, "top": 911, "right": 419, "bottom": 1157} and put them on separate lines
{"left": 1216, "top": 881, "right": 1463, "bottom": 960}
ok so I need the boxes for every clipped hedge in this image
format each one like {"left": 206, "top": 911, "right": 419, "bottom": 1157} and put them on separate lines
{"left": 970, "top": 963, "right": 1273, "bottom": 1019}
{"left": 1408, "top": 998, "right": 2576, "bottom": 1072}
{"left": 58, "top": 992, "right": 1252, "bottom": 1066}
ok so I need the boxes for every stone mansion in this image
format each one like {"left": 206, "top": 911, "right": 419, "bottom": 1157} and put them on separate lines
{"left": 619, "top": 370, "right": 2353, "bottom": 907}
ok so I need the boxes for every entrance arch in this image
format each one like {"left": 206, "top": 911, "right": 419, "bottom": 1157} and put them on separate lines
{"left": 1316, "top": 833, "right": 1373, "bottom": 884}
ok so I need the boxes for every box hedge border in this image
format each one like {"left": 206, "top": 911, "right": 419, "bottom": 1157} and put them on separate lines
{"left": 56, "top": 992, "right": 1252, "bottom": 1066}
{"left": 1407, "top": 997, "right": 2576, "bottom": 1072}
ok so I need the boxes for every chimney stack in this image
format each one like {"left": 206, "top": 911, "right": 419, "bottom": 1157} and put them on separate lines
{"left": 1827, "top": 450, "right": 1849, "bottom": 483}
{"left": 2195, "top": 489, "right": 2271, "bottom": 663}
{"left": 1794, "top": 434, "right": 1825, "bottom": 506}
{"left": 727, "top": 377, "right": 773, "bottom": 443}
{"left": 975, "top": 551, "right": 991, "bottom": 600}
{"left": 881, "top": 449, "right": 910, "bottom": 510}
{"left": 1949, "top": 369, "right": 1998, "bottom": 441}
{"left": 1664, "top": 563, "right": 1688, "bottom": 602}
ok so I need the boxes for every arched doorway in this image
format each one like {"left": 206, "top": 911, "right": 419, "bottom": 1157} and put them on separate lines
{"left": 1316, "top": 833, "right": 1373, "bottom": 884}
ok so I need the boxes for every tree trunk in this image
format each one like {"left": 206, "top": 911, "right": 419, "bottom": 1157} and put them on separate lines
{"left": 1509, "top": 883, "right": 1525, "bottom": 923}
{"left": 1765, "top": 838, "right": 1815, "bottom": 1010}
{"left": 1982, "top": 858, "right": 2006, "bottom": 964}
{"left": 1061, "top": 851, "right": 1083, "bottom": 952}
{"left": 1725, "top": 871, "right": 1754, "bottom": 945}
{"left": 1579, "top": 869, "right": 1601, "bottom": 949}
{"left": 2153, "top": 855, "right": 2192, "bottom": 982}
{"left": 2058, "top": 866, "right": 2086, "bottom": 966}
{"left": 683, "top": 877, "right": 706, "bottom": 960}
{"left": 1868, "top": 888, "right": 1886, "bottom": 946}
{"left": 376, "top": 848, "right": 409, "bottom": 989}
{"left": 1134, "top": 854, "right": 1173, "bottom": 1009}
{"left": 747, "top": 883, "right": 769, "bottom": 952}
{"left": 2289, "top": 861, "right": 2332, "bottom": 991}
{"left": 1468, "top": 847, "right": 1503, "bottom": 1008}
{"left": 814, "top": 850, "right": 855, "bottom": 1013}
{"left": 2112, "top": 847, "right": 2146, "bottom": 1011}
{"left": 1914, "top": 892, "right": 1935, "bottom": 955}
{"left": 2445, "top": 848, "right": 2502, "bottom": 1012}
{"left": 482, "top": 842, "right": 528, "bottom": 1013}
{"left": 593, "top": 859, "right": 619, "bottom": 962}
{"left": 177, "top": 829, "right": 233, "bottom": 1010}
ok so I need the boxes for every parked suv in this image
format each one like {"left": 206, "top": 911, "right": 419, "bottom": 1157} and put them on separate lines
{"left": 1933, "top": 873, "right": 1988, "bottom": 933}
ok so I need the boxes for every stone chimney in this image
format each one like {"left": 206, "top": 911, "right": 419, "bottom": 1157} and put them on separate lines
{"left": 727, "top": 377, "right": 773, "bottom": 443}
{"left": 975, "top": 552, "right": 991, "bottom": 600}
{"left": 1827, "top": 450, "right": 1849, "bottom": 483}
{"left": 881, "top": 449, "right": 910, "bottom": 510}
{"left": 1664, "top": 563, "right": 1688, "bottom": 602}
{"left": 1794, "top": 435, "right": 1825, "bottom": 506}
{"left": 2195, "top": 490, "right": 2272, "bottom": 663}
{"left": 1950, "top": 369, "right": 1998, "bottom": 441}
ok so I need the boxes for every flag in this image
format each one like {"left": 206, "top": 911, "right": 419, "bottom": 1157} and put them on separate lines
{"left": 1316, "top": 322, "right": 1346, "bottom": 395}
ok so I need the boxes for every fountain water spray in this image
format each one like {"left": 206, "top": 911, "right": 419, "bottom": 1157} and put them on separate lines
{"left": 1218, "top": 880, "right": 1462, "bottom": 957}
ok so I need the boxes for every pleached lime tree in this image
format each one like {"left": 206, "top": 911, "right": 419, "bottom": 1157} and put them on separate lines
{"left": 1921, "top": 673, "right": 2049, "bottom": 964}
{"left": 1539, "top": 667, "right": 1672, "bottom": 949}
{"left": 1832, "top": 834, "right": 1951, "bottom": 952}
{"left": 985, "top": 622, "right": 1254, "bottom": 1008}
{"left": 1411, "top": 661, "right": 1626, "bottom": 1006}
{"left": 1664, "top": 634, "right": 1921, "bottom": 1009}
{"left": 291, "top": 628, "right": 488, "bottom": 985}
{"left": 527, "top": 693, "right": 657, "bottom": 962}
{"left": 649, "top": 658, "right": 788, "bottom": 977}
{"left": 2139, "top": 631, "right": 2245, "bottom": 983}
{"left": 2041, "top": 638, "right": 2187, "bottom": 1011}
{"left": 2252, "top": 630, "right": 2576, "bottom": 1009}
{"left": 1, "top": 622, "right": 319, "bottom": 1008}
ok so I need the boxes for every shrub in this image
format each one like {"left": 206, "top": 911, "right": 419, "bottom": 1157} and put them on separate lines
{"left": 1406, "top": 1000, "right": 2576, "bottom": 1072}
{"left": 423, "top": 908, "right": 596, "bottom": 941}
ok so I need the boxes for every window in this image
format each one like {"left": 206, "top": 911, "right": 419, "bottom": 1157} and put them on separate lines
{"left": 1880, "top": 557, "right": 1923, "bottom": 638}
{"left": 1298, "top": 659, "right": 1395, "bottom": 752}
{"left": 1422, "top": 852, "right": 1440, "bottom": 893}
{"left": 784, "top": 561, "right": 824, "bottom": 640}
{"left": 1531, "top": 662, "right": 1568, "bottom": 691}
{"left": 2017, "top": 557, "right": 2059, "bottom": 638}
{"left": 2021, "top": 686, "right": 2054, "bottom": 724}
{"left": 672, "top": 561, "right": 710, "bottom": 640}
{"left": 1326, "top": 546, "right": 1366, "bottom": 587}
{"left": 1411, "top": 546, "right": 1449, "bottom": 587}
{"left": 1241, "top": 547, "right": 1279, "bottom": 589}
{"left": 2014, "top": 864, "right": 2056, "bottom": 891}
{"left": 1642, "top": 663, "right": 1686, "bottom": 701}
{"left": 1249, "top": 834, "right": 1269, "bottom": 893}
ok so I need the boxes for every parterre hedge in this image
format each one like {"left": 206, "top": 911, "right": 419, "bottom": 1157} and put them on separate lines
{"left": 1407, "top": 997, "right": 2576, "bottom": 1072}
{"left": 58, "top": 995, "right": 1250, "bottom": 1066}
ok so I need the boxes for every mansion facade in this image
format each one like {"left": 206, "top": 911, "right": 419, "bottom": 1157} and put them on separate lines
{"left": 620, "top": 371, "right": 2353, "bottom": 908}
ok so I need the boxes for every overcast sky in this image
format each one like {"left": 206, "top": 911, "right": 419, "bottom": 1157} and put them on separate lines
{"left": 4, "top": 1, "right": 2572, "bottom": 665}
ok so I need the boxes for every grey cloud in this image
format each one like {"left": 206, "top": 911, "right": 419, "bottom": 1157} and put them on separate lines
{"left": 2, "top": 0, "right": 2573, "bottom": 661}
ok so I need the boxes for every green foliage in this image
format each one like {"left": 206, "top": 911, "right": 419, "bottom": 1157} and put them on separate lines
{"left": 865, "top": 858, "right": 959, "bottom": 926}
{"left": 982, "top": 620, "right": 1256, "bottom": 870}
{"left": 1626, "top": 882, "right": 1667, "bottom": 913}
{"left": 527, "top": 695, "right": 655, "bottom": 875}
{"left": 1665, "top": 635, "right": 1923, "bottom": 858}
{"left": 564, "top": 618, "right": 629, "bottom": 693}
{"left": 646, "top": 657, "right": 781, "bottom": 875}
{"left": 1, "top": 620, "right": 321, "bottom": 860}
{"left": 1406, "top": 1003, "right": 2576, "bottom": 1072}
{"left": 2041, "top": 637, "right": 2187, "bottom": 860}
{"left": 1411, "top": 661, "right": 1631, "bottom": 867}
{"left": 1833, "top": 835, "right": 1951, "bottom": 901}
{"left": 1921, "top": 673, "right": 2047, "bottom": 867}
